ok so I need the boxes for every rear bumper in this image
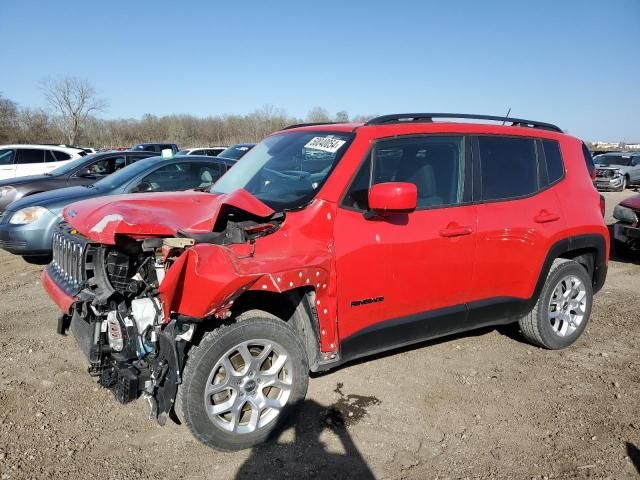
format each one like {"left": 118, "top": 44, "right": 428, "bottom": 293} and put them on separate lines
{"left": 41, "top": 268, "right": 75, "bottom": 314}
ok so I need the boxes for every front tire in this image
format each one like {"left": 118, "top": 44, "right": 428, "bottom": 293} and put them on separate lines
{"left": 178, "top": 313, "right": 309, "bottom": 451}
{"left": 519, "top": 259, "right": 593, "bottom": 349}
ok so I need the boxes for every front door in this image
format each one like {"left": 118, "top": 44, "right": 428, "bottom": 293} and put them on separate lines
{"left": 334, "top": 135, "right": 477, "bottom": 360}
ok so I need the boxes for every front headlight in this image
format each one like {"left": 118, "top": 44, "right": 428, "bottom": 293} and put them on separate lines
{"left": 613, "top": 205, "right": 638, "bottom": 224}
{"left": 9, "top": 206, "right": 49, "bottom": 225}
{"left": 0, "top": 186, "right": 16, "bottom": 198}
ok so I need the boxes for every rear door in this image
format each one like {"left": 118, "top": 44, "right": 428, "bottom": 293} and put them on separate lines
{"left": 469, "top": 135, "right": 566, "bottom": 321}
{"left": 0, "top": 149, "right": 16, "bottom": 179}
{"left": 14, "top": 148, "right": 45, "bottom": 177}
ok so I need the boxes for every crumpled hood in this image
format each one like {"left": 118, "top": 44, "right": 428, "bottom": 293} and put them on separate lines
{"left": 64, "top": 189, "right": 275, "bottom": 244}
{"left": 621, "top": 193, "right": 640, "bottom": 210}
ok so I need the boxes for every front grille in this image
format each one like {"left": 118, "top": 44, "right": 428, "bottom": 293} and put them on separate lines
{"left": 49, "top": 229, "right": 87, "bottom": 295}
{"left": 596, "top": 169, "right": 614, "bottom": 178}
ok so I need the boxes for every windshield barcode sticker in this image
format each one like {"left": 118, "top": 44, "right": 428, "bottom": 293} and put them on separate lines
{"left": 304, "top": 137, "right": 346, "bottom": 153}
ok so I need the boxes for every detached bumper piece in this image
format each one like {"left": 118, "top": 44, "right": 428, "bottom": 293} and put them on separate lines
{"left": 614, "top": 223, "right": 640, "bottom": 251}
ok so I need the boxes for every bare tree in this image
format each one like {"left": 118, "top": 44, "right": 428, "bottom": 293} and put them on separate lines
{"left": 335, "top": 110, "right": 349, "bottom": 122}
{"left": 40, "top": 76, "right": 107, "bottom": 144}
{"left": 0, "top": 93, "right": 19, "bottom": 143}
{"left": 306, "top": 107, "right": 331, "bottom": 123}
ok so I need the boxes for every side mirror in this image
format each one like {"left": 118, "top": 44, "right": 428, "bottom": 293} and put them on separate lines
{"left": 76, "top": 168, "right": 95, "bottom": 178}
{"left": 368, "top": 182, "right": 417, "bottom": 215}
{"left": 131, "top": 181, "right": 153, "bottom": 193}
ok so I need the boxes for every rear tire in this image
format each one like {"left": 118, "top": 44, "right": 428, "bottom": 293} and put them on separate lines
{"left": 178, "top": 313, "right": 309, "bottom": 451}
{"left": 519, "top": 259, "right": 593, "bottom": 349}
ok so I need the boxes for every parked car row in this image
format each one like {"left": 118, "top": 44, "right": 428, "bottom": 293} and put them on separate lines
{"left": 0, "top": 141, "right": 256, "bottom": 259}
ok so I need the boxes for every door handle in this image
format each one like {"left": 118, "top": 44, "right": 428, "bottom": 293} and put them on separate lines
{"left": 440, "top": 222, "right": 473, "bottom": 238}
{"left": 534, "top": 210, "right": 560, "bottom": 224}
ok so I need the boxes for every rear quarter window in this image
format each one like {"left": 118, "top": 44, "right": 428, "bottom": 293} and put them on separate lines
{"left": 542, "top": 140, "right": 564, "bottom": 184}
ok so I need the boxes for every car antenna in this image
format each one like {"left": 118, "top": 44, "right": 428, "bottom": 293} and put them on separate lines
{"left": 502, "top": 107, "right": 511, "bottom": 125}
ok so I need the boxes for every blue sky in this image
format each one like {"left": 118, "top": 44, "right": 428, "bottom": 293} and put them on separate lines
{"left": 2, "top": 0, "right": 639, "bottom": 141}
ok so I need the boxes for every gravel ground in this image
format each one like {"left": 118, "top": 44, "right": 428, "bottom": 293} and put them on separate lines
{"left": 0, "top": 191, "right": 639, "bottom": 480}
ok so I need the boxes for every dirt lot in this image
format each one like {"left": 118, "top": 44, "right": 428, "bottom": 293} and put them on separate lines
{"left": 0, "top": 191, "right": 639, "bottom": 480}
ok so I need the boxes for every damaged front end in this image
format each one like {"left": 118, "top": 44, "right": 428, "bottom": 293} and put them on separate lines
{"left": 52, "top": 225, "right": 196, "bottom": 424}
{"left": 594, "top": 167, "right": 624, "bottom": 191}
{"left": 48, "top": 191, "right": 285, "bottom": 425}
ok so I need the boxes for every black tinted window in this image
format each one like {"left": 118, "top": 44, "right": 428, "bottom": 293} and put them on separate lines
{"left": 0, "top": 149, "right": 14, "bottom": 165}
{"left": 53, "top": 151, "right": 71, "bottom": 161}
{"left": 45, "top": 150, "right": 58, "bottom": 162}
{"left": 342, "top": 136, "right": 464, "bottom": 210}
{"left": 543, "top": 140, "right": 564, "bottom": 184}
{"left": 478, "top": 136, "right": 538, "bottom": 200}
{"left": 16, "top": 149, "right": 44, "bottom": 164}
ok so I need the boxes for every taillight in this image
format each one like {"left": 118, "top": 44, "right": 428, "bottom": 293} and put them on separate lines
{"left": 599, "top": 194, "right": 605, "bottom": 217}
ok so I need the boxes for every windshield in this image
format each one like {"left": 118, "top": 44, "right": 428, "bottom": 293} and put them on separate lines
{"left": 49, "top": 153, "right": 102, "bottom": 176}
{"left": 218, "top": 144, "right": 254, "bottom": 160}
{"left": 212, "top": 131, "right": 353, "bottom": 211}
{"left": 595, "top": 155, "right": 633, "bottom": 167}
{"left": 94, "top": 156, "right": 160, "bottom": 189}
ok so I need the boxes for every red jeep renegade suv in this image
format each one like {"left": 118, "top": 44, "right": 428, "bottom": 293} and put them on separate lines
{"left": 41, "top": 113, "right": 608, "bottom": 451}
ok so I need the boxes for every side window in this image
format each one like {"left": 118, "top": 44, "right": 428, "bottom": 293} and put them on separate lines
{"left": 85, "top": 157, "right": 124, "bottom": 176}
{"left": 133, "top": 162, "right": 212, "bottom": 192}
{"left": 53, "top": 151, "right": 71, "bottom": 161}
{"left": 125, "top": 154, "right": 148, "bottom": 166}
{"left": 15, "top": 149, "right": 44, "bottom": 164}
{"left": 0, "top": 149, "right": 15, "bottom": 165}
{"left": 478, "top": 136, "right": 538, "bottom": 201}
{"left": 45, "top": 150, "right": 58, "bottom": 162}
{"left": 342, "top": 136, "right": 464, "bottom": 210}
{"left": 195, "top": 163, "right": 222, "bottom": 188}
{"left": 542, "top": 140, "right": 564, "bottom": 184}
{"left": 342, "top": 157, "right": 371, "bottom": 210}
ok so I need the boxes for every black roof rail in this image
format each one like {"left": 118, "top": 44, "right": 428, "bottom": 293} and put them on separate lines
{"left": 364, "top": 113, "right": 563, "bottom": 133}
{"left": 281, "top": 122, "right": 343, "bottom": 130}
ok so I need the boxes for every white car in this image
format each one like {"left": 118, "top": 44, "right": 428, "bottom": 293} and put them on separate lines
{"left": 0, "top": 144, "right": 86, "bottom": 180}
{"left": 177, "top": 147, "right": 228, "bottom": 157}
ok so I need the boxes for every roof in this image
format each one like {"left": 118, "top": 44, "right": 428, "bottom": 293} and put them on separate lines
{"left": 277, "top": 113, "right": 567, "bottom": 139}
{"left": 0, "top": 144, "right": 85, "bottom": 152}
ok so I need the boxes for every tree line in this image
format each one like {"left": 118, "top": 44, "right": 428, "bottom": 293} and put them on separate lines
{"left": 0, "top": 77, "right": 370, "bottom": 149}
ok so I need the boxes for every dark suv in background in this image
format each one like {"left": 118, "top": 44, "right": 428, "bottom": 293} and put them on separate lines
{"left": 131, "top": 143, "right": 179, "bottom": 154}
